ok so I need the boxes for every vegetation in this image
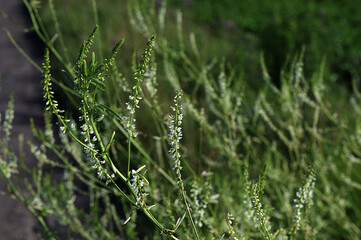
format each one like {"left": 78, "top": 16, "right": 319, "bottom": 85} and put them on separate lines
{"left": 1, "top": 0, "right": 361, "bottom": 239}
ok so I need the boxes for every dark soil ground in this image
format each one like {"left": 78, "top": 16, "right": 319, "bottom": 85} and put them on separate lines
{"left": 0, "top": 1, "right": 44, "bottom": 239}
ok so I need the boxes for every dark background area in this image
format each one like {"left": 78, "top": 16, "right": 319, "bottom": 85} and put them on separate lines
{"left": 0, "top": 1, "right": 43, "bottom": 239}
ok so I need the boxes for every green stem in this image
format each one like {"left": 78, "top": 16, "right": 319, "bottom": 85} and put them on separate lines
{"left": 48, "top": 0, "right": 69, "bottom": 63}
{"left": 182, "top": 192, "right": 200, "bottom": 240}
{"left": 23, "top": 0, "right": 75, "bottom": 78}
{"left": 6, "top": 30, "right": 42, "bottom": 71}
{"left": 141, "top": 209, "right": 179, "bottom": 240}
{"left": 91, "top": 0, "right": 102, "bottom": 60}
{"left": 128, "top": 132, "right": 132, "bottom": 179}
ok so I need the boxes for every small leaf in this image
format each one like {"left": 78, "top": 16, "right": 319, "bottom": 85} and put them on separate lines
{"left": 96, "top": 114, "right": 105, "bottom": 122}
{"left": 104, "top": 131, "right": 116, "bottom": 154}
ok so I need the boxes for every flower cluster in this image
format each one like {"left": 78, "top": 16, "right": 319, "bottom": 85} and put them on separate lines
{"left": 130, "top": 169, "right": 148, "bottom": 207}
{"left": 115, "top": 72, "right": 130, "bottom": 93}
{"left": 226, "top": 213, "right": 239, "bottom": 240}
{"left": 252, "top": 184, "right": 272, "bottom": 239}
{"left": 0, "top": 99, "right": 16, "bottom": 182}
{"left": 123, "top": 36, "right": 155, "bottom": 138}
{"left": 123, "top": 95, "right": 141, "bottom": 138}
{"left": 0, "top": 156, "right": 18, "bottom": 179}
{"left": 42, "top": 49, "right": 65, "bottom": 118}
{"left": 292, "top": 169, "right": 316, "bottom": 232}
{"left": 190, "top": 183, "right": 207, "bottom": 228}
{"left": 30, "top": 144, "right": 48, "bottom": 163}
{"left": 129, "top": 8, "right": 149, "bottom": 35}
{"left": 168, "top": 90, "right": 185, "bottom": 192}
{"left": 2, "top": 95, "right": 14, "bottom": 145}
{"left": 80, "top": 121, "right": 113, "bottom": 184}
{"left": 95, "top": 39, "right": 124, "bottom": 82}
{"left": 144, "top": 61, "right": 158, "bottom": 100}
{"left": 42, "top": 49, "right": 79, "bottom": 141}
{"left": 78, "top": 100, "right": 114, "bottom": 184}
{"left": 243, "top": 184, "right": 256, "bottom": 225}
{"left": 190, "top": 171, "right": 213, "bottom": 228}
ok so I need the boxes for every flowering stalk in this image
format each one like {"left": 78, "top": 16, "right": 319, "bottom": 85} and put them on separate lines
{"left": 1, "top": 94, "right": 14, "bottom": 154}
{"left": 43, "top": 48, "right": 125, "bottom": 189}
{"left": 252, "top": 183, "right": 272, "bottom": 240}
{"left": 227, "top": 213, "right": 240, "bottom": 240}
{"left": 129, "top": 168, "right": 149, "bottom": 208}
{"left": 291, "top": 169, "right": 316, "bottom": 236}
{"left": 242, "top": 160, "right": 256, "bottom": 225}
{"left": 42, "top": 49, "right": 82, "bottom": 146}
{"left": 0, "top": 95, "right": 18, "bottom": 179}
{"left": 190, "top": 172, "right": 213, "bottom": 228}
{"left": 124, "top": 35, "right": 155, "bottom": 179}
{"left": 168, "top": 90, "right": 200, "bottom": 240}
{"left": 168, "top": 90, "right": 185, "bottom": 192}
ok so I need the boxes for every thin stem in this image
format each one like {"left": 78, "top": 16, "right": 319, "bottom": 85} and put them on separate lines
{"left": 48, "top": 0, "right": 69, "bottom": 63}
{"left": 91, "top": 0, "right": 103, "bottom": 60}
{"left": 23, "top": 0, "right": 75, "bottom": 78}
{"left": 128, "top": 132, "right": 132, "bottom": 179}
{"left": 182, "top": 192, "right": 200, "bottom": 240}
{"left": 6, "top": 30, "right": 42, "bottom": 71}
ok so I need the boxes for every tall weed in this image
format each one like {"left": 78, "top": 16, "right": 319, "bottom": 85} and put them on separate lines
{"left": 1, "top": 1, "right": 360, "bottom": 239}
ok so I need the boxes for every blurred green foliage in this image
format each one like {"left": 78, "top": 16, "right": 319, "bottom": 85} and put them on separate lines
{"left": 38, "top": 0, "right": 361, "bottom": 92}
{"left": 174, "top": 0, "right": 361, "bottom": 87}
